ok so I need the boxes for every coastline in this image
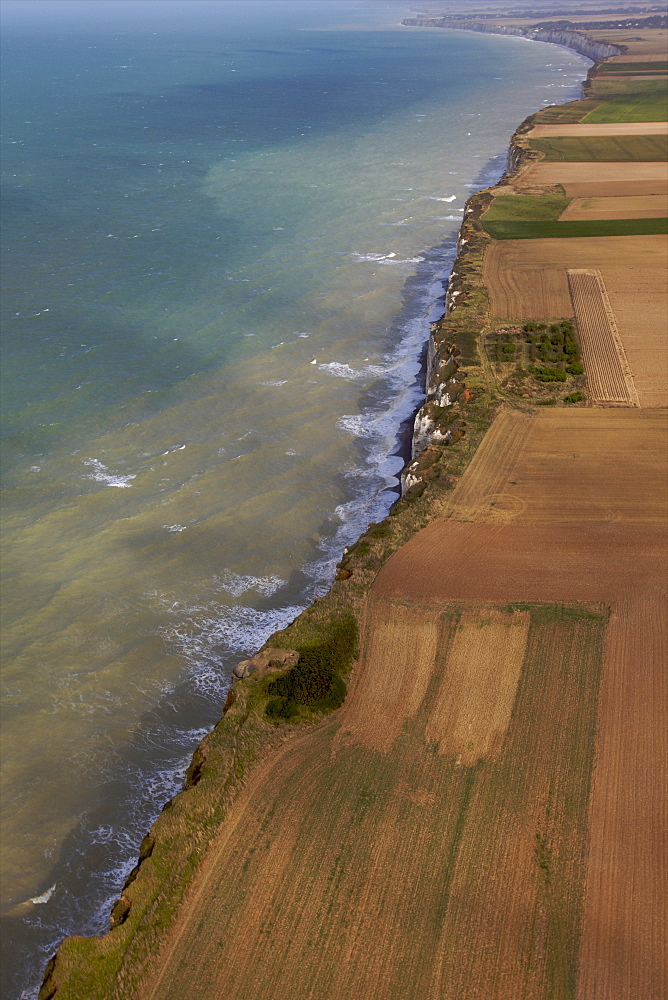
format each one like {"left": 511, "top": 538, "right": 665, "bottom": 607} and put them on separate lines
{"left": 401, "top": 16, "right": 626, "bottom": 62}
{"left": 37, "top": 19, "right": 646, "bottom": 999}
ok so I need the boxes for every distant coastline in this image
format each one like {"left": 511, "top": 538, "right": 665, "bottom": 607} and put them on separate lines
{"left": 401, "top": 15, "right": 625, "bottom": 62}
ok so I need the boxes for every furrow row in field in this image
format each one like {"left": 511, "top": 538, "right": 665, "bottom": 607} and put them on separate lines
{"left": 440, "top": 409, "right": 533, "bottom": 520}
{"left": 577, "top": 593, "right": 668, "bottom": 1000}
{"left": 567, "top": 269, "right": 639, "bottom": 404}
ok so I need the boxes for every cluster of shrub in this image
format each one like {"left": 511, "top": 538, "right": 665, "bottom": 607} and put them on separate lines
{"left": 522, "top": 320, "right": 584, "bottom": 382}
{"left": 265, "top": 614, "right": 358, "bottom": 721}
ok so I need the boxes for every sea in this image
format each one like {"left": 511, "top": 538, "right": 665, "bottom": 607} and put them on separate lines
{"left": 0, "top": 2, "right": 590, "bottom": 996}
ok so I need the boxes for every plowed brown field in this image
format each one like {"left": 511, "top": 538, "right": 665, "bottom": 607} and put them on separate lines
{"left": 375, "top": 407, "right": 668, "bottom": 1000}
{"left": 124, "top": 410, "right": 667, "bottom": 1000}
{"left": 559, "top": 194, "right": 668, "bottom": 219}
{"left": 567, "top": 269, "right": 639, "bottom": 405}
{"left": 516, "top": 160, "right": 668, "bottom": 197}
{"left": 131, "top": 601, "right": 607, "bottom": 1000}
{"left": 484, "top": 236, "right": 668, "bottom": 406}
{"left": 423, "top": 607, "right": 529, "bottom": 764}
{"left": 529, "top": 122, "right": 668, "bottom": 137}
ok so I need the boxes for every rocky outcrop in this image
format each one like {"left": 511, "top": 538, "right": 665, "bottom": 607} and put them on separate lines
{"left": 402, "top": 18, "right": 625, "bottom": 61}
{"left": 232, "top": 646, "right": 299, "bottom": 679}
{"left": 109, "top": 895, "right": 131, "bottom": 930}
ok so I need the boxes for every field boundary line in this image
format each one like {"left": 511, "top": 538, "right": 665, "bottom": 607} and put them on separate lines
{"left": 567, "top": 269, "right": 640, "bottom": 406}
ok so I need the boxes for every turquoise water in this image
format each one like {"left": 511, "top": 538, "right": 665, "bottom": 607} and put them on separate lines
{"left": 0, "top": 2, "right": 589, "bottom": 995}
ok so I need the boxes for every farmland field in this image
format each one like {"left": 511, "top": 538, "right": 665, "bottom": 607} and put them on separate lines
{"left": 533, "top": 100, "right": 602, "bottom": 124}
{"left": 588, "top": 77, "right": 668, "bottom": 97}
{"left": 606, "top": 52, "right": 668, "bottom": 62}
{"left": 481, "top": 190, "right": 667, "bottom": 240}
{"left": 482, "top": 217, "right": 667, "bottom": 240}
{"left": 483, "top": 236, "right": 668, "bottom": 406}
{"left": 527, "top": 134, "right": 668, "bottom": 161}
{"left": 127, "top": 598, "right": 607, "bottom": 1000}
{"left": 582, "top": 91, "right": 668, "bottom": 122}
{"left": 596, "top": 61, "right": 668, "bottom": 74}
{"left": 516, "top": 160, "right": 668, "bottom": 197}
{"left": 528, "top": 122, "right": 668, "bottom": 137}
{"left": 102, "top": 408, "right": 666, "bottom": 1000}
{"left": 375, "top": 407, "right": 668, "bottom": 1000}
{"left": 566, "top": 269, "right": 639, "bottom": 405}
{"left": 558, "top": 194, "right": 668, "bottom": 220}
{"left": 587, "top": 29, "right": 668, "bottom": 57}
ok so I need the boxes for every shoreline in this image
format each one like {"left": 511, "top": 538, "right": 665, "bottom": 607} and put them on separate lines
{"left": 38, "top": 18, "right": 633, "bottom": 999}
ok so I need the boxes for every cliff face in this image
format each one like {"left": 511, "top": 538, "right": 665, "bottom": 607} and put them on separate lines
{"left": 400, "top": 191, "right": 493, "bottom": 495}
{"left": 402, "top": 18, "right": 625, "bottom": 61}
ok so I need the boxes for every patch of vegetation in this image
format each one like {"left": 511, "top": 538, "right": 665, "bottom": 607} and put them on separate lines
{"left": 484, "top": 217, "right": 668, "bottom": 240}
{"left": 531, "top": 365, "right": 567, "bottom": 382}
{"left": 486, "top": 320, "right": 587, "bottom": 402}
{"left": 525, "top": 603, "right": 608, "bottom": 626}
{"left": 528, "top": 133, "right": 667, "bottom": 162}
{"left": 564, "top": 391, "right": 584, "bottom": 404}
{"left": 264, "top": 614, "right": 358, "bottom": 719}
{"left": 265, "top": 697, "right": 298, "bottom": 720}
{"left": 583, "top": 90, "right": 668, "bottom": 122}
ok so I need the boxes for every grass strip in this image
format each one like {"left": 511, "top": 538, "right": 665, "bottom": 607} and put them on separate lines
{"left": 596, "top": 61, "right": 668, "bottom": 74}
{"left": 528, "top": 134, "right": 667, "bottom": 161}
{"left": 484, "top": 217, "right": 668, "bottom": 240}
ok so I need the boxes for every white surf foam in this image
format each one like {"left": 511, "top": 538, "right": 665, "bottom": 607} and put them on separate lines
{"left": 350, "top": 251, "right": 397, "bottom": 262}
{"left": 30, "top": 884, "right": 57, "bottom": 905}
{"left": 216, "top": 571, "right": 286, "bottom": 598}
{"left": 83, "top": 458, "right": 136, "bottom": 488}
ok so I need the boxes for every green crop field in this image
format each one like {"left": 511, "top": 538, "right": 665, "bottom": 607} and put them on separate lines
{"left": 583, "top": 91, "right": 668, "bottom": 123}
{"left": 590, "top": 77, "right": 668, "bottom": 98}
{"left": 484, "top": 217, "right": 668, "bottom": 240}
{"left": 532, "top": 100, "right": 602, "bottom": 124}
{"left": 596, "top": 61, "right": 668, "bottom": 75}
{"left": 483, "top": 194, "right": 570, "bottom": 224}
{"left": 528, "top": 134, "right": 668, "bottom": 161}
{"left": 483, "top": 194, "right": 668, "bottom": 240}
